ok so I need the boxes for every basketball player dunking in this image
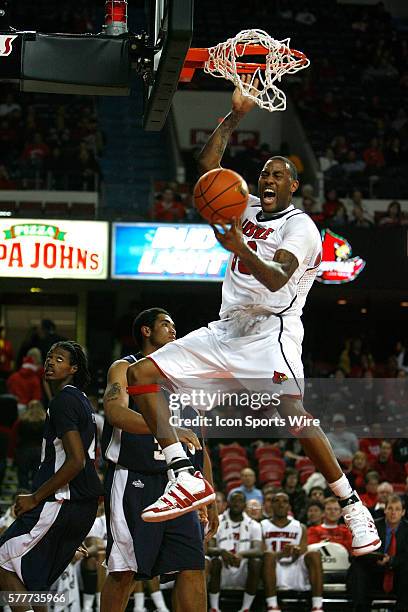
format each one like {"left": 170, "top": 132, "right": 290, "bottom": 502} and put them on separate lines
{"left": 126, "top": 77, "right": 380, "bottom": 557}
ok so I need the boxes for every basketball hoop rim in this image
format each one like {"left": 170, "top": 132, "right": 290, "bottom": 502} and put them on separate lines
{"left": 183, "top": 44, "right": 309, "bottom": 69}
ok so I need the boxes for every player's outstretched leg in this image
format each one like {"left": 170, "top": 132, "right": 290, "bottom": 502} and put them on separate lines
{"left": 127, "top": 358, "right": 215, "bottom": 522}
{"left": 278, "top": 397, "right": 381, "bottom": 556}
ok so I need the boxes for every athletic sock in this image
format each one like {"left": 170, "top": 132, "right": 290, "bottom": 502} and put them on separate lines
{"left": 83, "top": 593, "right": 95, "bottom": 611}
{"left": 163, "top": 442, "right": 194, "bottom": 476}
{"left": 241, "top": 592, "right": 255, "bottom": 610}
{"left": 329, "top": 474, "right": 358, "bottom": 506}
{"left": 266, "top": 596, "right": 278, "bottom": 608}
{"left": 150, "top": 589, "right": 169, "bottom": 611}
{"left": 95, "top": 591, "right": 101, "bottom": 611}
{"left": 312, "top": 596, "right": 323, "bottom": 609}
{"left": 133, "top": 592, "right": 145, "bottom": 611}
{"left": 209, "top": 592, "right": 220, "bottom": 610}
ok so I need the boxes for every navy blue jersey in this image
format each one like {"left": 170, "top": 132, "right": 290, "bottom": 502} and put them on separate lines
{"left": 32, "top": 385, "right": 103, "bottom": 502}
{"left": 102, "top": 353, "right": 204, "bottom": 473}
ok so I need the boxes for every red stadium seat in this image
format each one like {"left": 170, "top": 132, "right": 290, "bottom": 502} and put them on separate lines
{"left": 259, "top": 465, "right": 285, "bottom": 485}
{"left": 219, "top": 444, "right": 247, "bottom": 458}
{"left": 221, "top": 455, "right": 248, "bottom": 471}
{"left": 295, "top": 457, "right": 314, "bottom": 470}
{"left": 254, "top": 445, "right": 282, "bottom": 460}
{"left": 226, "top": 479, "right": 242, "bottom": 493}
{"left": 223, "top": 470, "right": 242, "bottom": 482}
{"left": 299, "top": 466, "right": 316, "bottom": 484}
{"left": 258, "top": 456, "right": 286, "bottom": 471}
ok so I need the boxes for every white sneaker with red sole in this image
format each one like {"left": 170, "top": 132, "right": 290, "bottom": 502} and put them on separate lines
{"left": 142, "top": 470, "right": 215, "bottom": 522}
{"left": 342, "top": 497, "right": 381, "bottom": 556}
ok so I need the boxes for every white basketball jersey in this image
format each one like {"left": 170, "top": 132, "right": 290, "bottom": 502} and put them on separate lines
{"left": 220, "top": 196, "right": 322, "bottom": 319}
{"left": 261, "top": 517, "right": 303, "bottom": 557}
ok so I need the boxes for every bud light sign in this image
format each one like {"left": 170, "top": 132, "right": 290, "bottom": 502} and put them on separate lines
{"left": 112, "top": 223, "right": 230, "bottom": 281}
{"left": 316, "top": 229, "right": 366, "bottom": 284}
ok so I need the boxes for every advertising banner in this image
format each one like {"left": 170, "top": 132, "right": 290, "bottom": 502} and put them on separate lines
{"left": 0, "top": 219, "right": 108, "bottom": 279}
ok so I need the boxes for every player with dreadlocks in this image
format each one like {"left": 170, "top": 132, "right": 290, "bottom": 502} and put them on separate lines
{"left": 0, "top": 341, "right": 102, "bottom": 612}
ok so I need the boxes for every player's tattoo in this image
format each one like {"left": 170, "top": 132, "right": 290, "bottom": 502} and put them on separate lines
{"left": 273, "top": 249, "right": 299, "bottom": 277}
{"left": 236, "top": 247, "right": 299, "bottom": 292}
{"left": 104, "top": 383, "right": 122, "bottom": 402}
{"left": 198, "top": 110, "right": 244, "bottom": 173}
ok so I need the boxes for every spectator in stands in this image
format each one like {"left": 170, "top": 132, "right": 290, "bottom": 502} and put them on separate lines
{"left": 262, "top": 487, "right": 275, "bottom": 520}
{"left": 347, "top": 451, "right": 369, "bottom": 494}
{"left": 246, "top": 499, "right": 262, "bottom": 521}
{"left": 306, "top": 500, "right": 324, "bottom": 527}
{"left": 371, "top": 440, "right": 406, "bottom": 483}
{"left": 393, "top": 436, "right": 408, "bottom": 465}
{"left": 326, "top": 413, "right": 359, "bottom": 462}
{"left": 338, "top": 337, "right": 375, "bottom": 378}
{"left": 151, "top": 186, "right": 185, "bottom": 222}
{"left": 370, "top": 482, "right": 394, "bottom": 520}
{"left": 362, "top": 137, "right": 385, "bottom": 174}
{"left": 342, "top": 150, "right": 366, "bottom": 177}
{"left": 331, "top": 136, "right": 349, "bottom": 162}
{"left": 207, "top": 490, "right": 262, "bottom": 612}
{"left": 230, "top": 468, "right": 263, "bottom": 504}
{"left": 359, "top": 423, "right": 383, "bottom": 463}
{"left": 348, "top": 495, "right": 408, "bottom": 612}
{"left": 215, "top": 491, "right": 227, "bottom": 516}
{"left": 281, "top": 467, "right": 307, "bottom": 521}
{"left": 307, "top": 496, "right": 352, "bottom": 553}
{"left": 0, "top": 326, "right": 14, "bottom": 380}
{"left": 322, "top": 189, "right": 343, "bottom": 221}
{"left": 21, "top": 132, "right": 50, "bottom": 165}
{"left": 308, "top": 486, "right": 326, "bottom": 504}
{"left": 378, "top": 200, "right": 406, "bottom": 227}
{"left": 349, "top": 203, "right": 374, "bottom": 228}
{"left": 328, "top": 202, "right": 348, "bottom": 228}
{"left": 319, "top": 147, "right": 338, "bottom": 174}
{"left": 262, "top": 492, "right": 324, "bottom": 612}
{"left": 9, "top": 399, "right": 46, "bottom": 489}
{"left": 320, "top": 91, "right": 339, "bottom": 121}
{"left": 282, "top": 438, "right": 305, "bottom": 467}
{"left": 360, "top": 471, "right": 380, "bottom": 508}
{"left": 400, "top": 477, "right": 408, "bottom": 511}
{"left": 37, "top": 318, "right": 66, "bottom": 361}
{"left": 6, "top": 354, "right": 42, "bottom": 410}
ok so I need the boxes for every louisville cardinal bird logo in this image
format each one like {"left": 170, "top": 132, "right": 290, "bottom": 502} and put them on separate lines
{"left": 273, "top": 371, "right": 288, "bottom": 384}
{"left": 0, "top": 35, "right": 17, "bottom": 57}
{"left": 316, "top": 229, "right": 366, "bottom": 284}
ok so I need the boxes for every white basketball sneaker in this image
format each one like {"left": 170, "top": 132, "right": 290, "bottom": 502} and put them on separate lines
{"left": 342, "top": 497, "right": 381, "bottom": 556}
{"left": 142, "top": 470, "right": 215, "bottom": 522}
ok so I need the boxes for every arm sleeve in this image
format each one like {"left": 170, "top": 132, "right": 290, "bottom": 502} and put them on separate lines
{"left": 49, "top": 393, "right": 81, "bottom": 438}
{"left": 279, "top": 215, "right": 320, "bottom": 266}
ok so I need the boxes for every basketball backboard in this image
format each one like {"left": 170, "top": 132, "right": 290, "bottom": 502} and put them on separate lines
{"left": 142, "top": 0, "right": 193, "bottom": 131}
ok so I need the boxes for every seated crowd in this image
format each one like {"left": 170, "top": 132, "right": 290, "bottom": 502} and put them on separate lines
{"left": 207, "top": 438, "right": 408, "bottom": 612}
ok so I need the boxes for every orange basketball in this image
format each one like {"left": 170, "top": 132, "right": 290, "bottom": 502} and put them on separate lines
{"left": 193, "top": 168, "right": 249, "bottom": 224}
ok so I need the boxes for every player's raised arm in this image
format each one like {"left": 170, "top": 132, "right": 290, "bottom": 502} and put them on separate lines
{"left": 197, "top": 75, "right": 259, "bottom": 176}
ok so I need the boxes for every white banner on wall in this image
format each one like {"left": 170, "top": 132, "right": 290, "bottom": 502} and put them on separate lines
{"left": 0, "top": 218, "right": 108, "bottom": 279}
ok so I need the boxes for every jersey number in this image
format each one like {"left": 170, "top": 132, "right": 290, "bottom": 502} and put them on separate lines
{"left": 231, "top": 240, "right": 257, "bottom": 275}
{"left": 269, "top": 539, "right": 291, "bottom": 552}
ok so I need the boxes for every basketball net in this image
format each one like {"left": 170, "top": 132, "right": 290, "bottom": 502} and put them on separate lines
{"left": 203, "top": 29, "right": 310, "bottom": 112}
